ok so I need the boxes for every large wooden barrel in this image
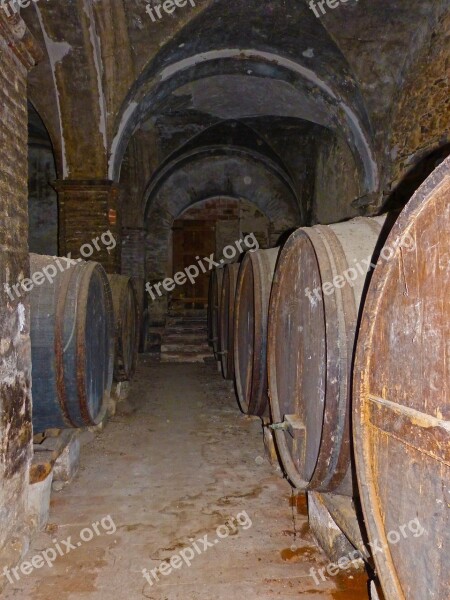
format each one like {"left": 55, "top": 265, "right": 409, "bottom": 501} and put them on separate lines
{"left": 267, "top": 216, "right": 387, "bottom": 494}
{"left": 353, "top": 159, "right": 450, "bottom": 600}
{"left": 107, "top": 275, "right": 140, "bottom": 381}
{"left": 219, "top": 263, "right": 240, "bottom": 379}
{"left": 30, "top": 254, "right": 114, "bottom": 432}
{"left": 139, "top": 308, "right": 150, "bottom": 353}
{"left": 234, "top": 248, "right": 280, "bottom": 416}
{"left": 208, "top": 267, "right": 224, "bottom": 359}
{"left": 131, "top": 276, "right": 148, "bottom": 354}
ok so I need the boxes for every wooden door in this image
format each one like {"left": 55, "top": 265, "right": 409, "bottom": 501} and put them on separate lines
{"left": 172, "top": 220, "right": 216, "bottom": 307}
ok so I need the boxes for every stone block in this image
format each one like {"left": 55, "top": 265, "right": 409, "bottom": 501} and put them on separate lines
{"left": 27, "top": 471, "right": 53, "bottom": 531}
{"left": 308, "top": 491, "right": 364, "bottom": 569}
{"left": 53, "top": 434, "right": 80, "bottom": 483}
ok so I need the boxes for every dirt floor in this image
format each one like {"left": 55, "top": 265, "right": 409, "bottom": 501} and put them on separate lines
{"left": 2, "top": 360, "right": 370, "bottom": 599}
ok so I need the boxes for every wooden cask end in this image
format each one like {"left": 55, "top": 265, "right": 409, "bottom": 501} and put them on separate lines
{"left": 219, "top": 263, "right": 240, "bottom": 380}
{"left": 234, "top": 248, "right": 280, "bottom": 416}
{"left": 131, "top": 276, "right": 149, "bottom": 354}
{"left": 353, "top": 158, "right": 450, "bottom": 600}
{"left": 268, "top": 216, "right": 386, "bottom": 494}
{"left": 29, "top": 254, "right": 114, "bottom": 432}
{"left": 107, "top": 275, "right": 140, "bottom": 381}
{"left": 208, "top": 267, "right": 224, "bottom": 359}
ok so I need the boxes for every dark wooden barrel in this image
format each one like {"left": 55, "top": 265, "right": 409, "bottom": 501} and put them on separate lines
{"left": 131, "top": 276, "right": 148, "bottom": 354}
{"left": 267, "top": 216, "right": 386, "bottom": 494}
{"left": 234, "top": 248, "right": 280, "bottom": 416}
{"left": 219, "top": 263, "right": 240, "bottom": 379}
{"left": 139, "top": 308, "right": 150, "bottom": 353}
{"left": 208, "top": 267, "right": 224, "bottom": 358}
{"left": 107, "top": 275, "right": 140, "bottom": 381}
{"left": 30, "top": 254, "right": 114, "bottom": 433}
{"left": 353, "top": 158, "right": 450, "bottom": 600}
{"left": 207, "top": 272, "right": 214, "bottom": 348}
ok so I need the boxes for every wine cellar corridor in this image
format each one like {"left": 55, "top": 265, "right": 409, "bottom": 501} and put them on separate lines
{"left": 0, "top": 1, "right": 449, "bottom": 599}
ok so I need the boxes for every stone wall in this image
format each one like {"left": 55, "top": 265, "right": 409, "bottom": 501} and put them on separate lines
{"left": 121, "top": 228, "right": 147, "bottom": 279}
{"left": 386, "top": 10, "right": 450, "bottom": 204}
{"left": 312, "top": 130, "right": 361, "bottom": 224}
{"left": 0, "top": 12, "right": 42, "bottom": 577}
{"left": 28, "top": 145, "right": 58, "bottom": 256}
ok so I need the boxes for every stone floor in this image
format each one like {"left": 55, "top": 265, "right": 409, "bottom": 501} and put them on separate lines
{"left": 2, "top": 360, "right": 370, "bottom": 599}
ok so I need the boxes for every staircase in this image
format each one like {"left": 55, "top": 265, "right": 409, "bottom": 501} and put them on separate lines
{"left": 160, "top": 309, "right": 212, "bottom": 363}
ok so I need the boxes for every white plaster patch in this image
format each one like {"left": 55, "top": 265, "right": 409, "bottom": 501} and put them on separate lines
{"left": 108, "top": 101, "right": 139, "bottom": 179}
{"left": 390, "top": 145, "right": 399, "bottom": 160}
{"left": 83, "top": 0, "right": 108, "bottom": 150}
{"left": 35, "top": 6, "right": 72, "bottom": 178}
{"left": 302, "top": 48, "right": 314, "bottom": 58}
{"left": 18, "top": 303, "right": 26, "bottom": 333}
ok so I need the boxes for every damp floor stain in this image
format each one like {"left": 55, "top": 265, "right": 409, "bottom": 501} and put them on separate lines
{"left": 289, "top": 492, "right": 308, "bottom": 516}
{"left": 281, "top": 545, "right": 316, "bottom": 562}
{"left": 330, "top": 571, "right": 370, "bottom": 599}
{"left": 2, "top": 363, "right": 370, "bottom": 599}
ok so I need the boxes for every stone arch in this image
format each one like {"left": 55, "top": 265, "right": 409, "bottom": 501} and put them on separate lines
{"left": 144, "top": 148, "right": 301, "bottom": 322}
{"left": 108, "top": 50, "right": 378, "bottom": 194}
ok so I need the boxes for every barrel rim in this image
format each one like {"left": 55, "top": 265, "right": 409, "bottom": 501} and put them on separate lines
{"left": 234, "top": 252, "right": 257, "bottom": 414}
{"left": 76, "top": 262, "right": 114, "bottom": 426}
{"left": 210, "top": 267, "right": 224, "bottom": 359}
{"left": 108, "top": 274, "right": 140, "bottom": 381}
{"left": 234, "top": 249, "right": 278, "bottom": 417}
{"left": 219, "top": 263, "right": 240, "bottom": 380}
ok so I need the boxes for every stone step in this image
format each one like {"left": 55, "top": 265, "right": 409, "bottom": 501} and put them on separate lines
{"left": 160, "top": 351, "right": 212, "bottom": 363}
{"left": 161, "top": 343, "right": 211, "bottom": 353}
{"left": 165, "top": 325, "right": 207, "bottom": 334}
{"left": 166, "top": 318, "right": 207, "bottom": 327}
{"left": 163, "top": 334, "right": 207, "bottom": 344}
{"left": 168, "top": 309, "right": 208, "bottom": 318}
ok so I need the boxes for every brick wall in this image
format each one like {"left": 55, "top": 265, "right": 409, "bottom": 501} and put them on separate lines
{"left": 54, "top": 180, "right": 121, "bottom": 274}
{"left": 121, "top": 228, "right": 147, "bottom": 278}
{"left": 0, "top": 12, "right": 42, "bottom": 576}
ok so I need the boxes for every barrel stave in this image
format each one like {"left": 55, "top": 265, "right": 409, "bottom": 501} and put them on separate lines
{"left": 219, "top": 263, "right": 240, "bottom": 380}
{"left": 234, "top": 248, "right": 279, "bottom": 416}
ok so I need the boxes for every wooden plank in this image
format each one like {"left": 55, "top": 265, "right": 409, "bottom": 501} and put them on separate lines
{"left": 30, "top": 430, "right": 77, "bottom": 484}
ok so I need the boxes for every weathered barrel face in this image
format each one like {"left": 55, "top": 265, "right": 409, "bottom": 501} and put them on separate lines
{"left": 268, "top": 216, "right": 386, "bottom": 493}
{"left": 139, "top": 308, "right": 150, "bottom": 353}
{"left": 131, "top": 276, "right": 148, "bottom": 354}
{"left": 208, "top": 267, "right": 224, "bottom": 359}
{"left": 108, "top": 275, "right": 140, "bottom": 381}
{"left": 354, "top": 159, "right": 450, "bottom": 600}
{"left": 30, "top": 255, "right": 114, "bottom": 432}
{"left": 219, "top": 263, "right": 240, "bottom": 380}
{"left": 234, "top": 248, "right": 280, "bottom": 416}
